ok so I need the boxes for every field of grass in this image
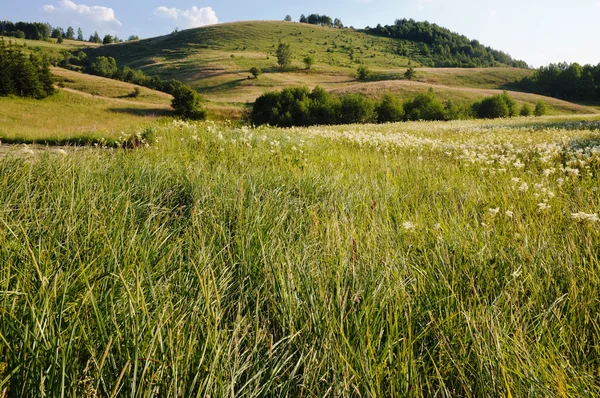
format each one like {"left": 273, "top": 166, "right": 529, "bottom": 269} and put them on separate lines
{"left": 1, "top": 115, "right": 599, "bottom": 396}
{"left": 0, "top": 89, "right": 171, "bottom": 143}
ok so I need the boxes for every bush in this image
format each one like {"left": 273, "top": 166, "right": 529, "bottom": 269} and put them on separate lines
{"left": 444, "top": 99, "right": 472, "bottom": 120}
{"left": 171, "top": 86, "right": 207, "bottom": 120}
{"left": 128, "top": 87, "right": 141, "bottom": 98}
{"left": 520, "top": 103, "right": 533, "bottom": 116}
{"left": 308, "top": 86, "right": 340, "bottom": 125}
{"left": 249, "top": 67, "right": 262, "bottom": 79}
{"left": 357, "top": 65, "right": 371, "bottom": 81}
{"left": 404, "top": 67, "right": 416, "bottom": 80}
{"left": 376, "top": 93, "right": 404, "bottom": 123}
{"left": 89, "top": 56, "right": 118, "bottom": 77}
{"left": 534, "top": 101, "right": 547, "bottom": 116}
{"left": 303, "top": 55, "right": 314, "bottom": 70}
{"left": 339, "top": 94, "right": 376, "bottom": 124}
{"left": 403, "top": 89, "right": 445, "bottom": 121}
{"left": 473, "top": 92, "right": 517, "bottom": 119}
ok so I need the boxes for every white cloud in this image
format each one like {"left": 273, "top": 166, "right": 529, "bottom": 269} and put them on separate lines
{"left": 154, "top": 6, "right": 218, "bottom": 29}
{"left": 42, "top": 0, "right": 121, "bottom": 28}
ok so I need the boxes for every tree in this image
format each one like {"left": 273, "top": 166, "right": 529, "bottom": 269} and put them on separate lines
{"left": 276, "top": 42, "right": 292, "bottom": 68}
{"left": 90, "top": 56, "right": 118, "bottom": 77}
{"left": 403, "top": 89, "right": 445, "bottom": 121}
{"left": 51, "top": 27, "right": 64, "bottom": 39}
{"left": 339, "top": 94, "right": 376, "bottom": 124}
{"left": 172, "top": 85, "right": 207, "bottom": 119}
{"left": 334, "top": 18, "right": 344, "bottom": 28}
{"left": 249, "top": 66, "right": 262, "bottom": 78}
{"left": 534, "top": 101, "right": 547, "bottom": 116}
{"left": 103, "top": 34, "right": 114, "bottom": 45}
{"left": 404, "top": 67, "right": 416, "bottom": 80}
{"left": 357, "top": 65, "right": 371, "bottom": 81}
{"left": 299, "top": 14, "right": 307, "bottom": 23}
{"left": 66, "top": 26, "right": 75, "bottom": 40}
{"left": 89, "top": 31, "right": 101, "bottom": 43}
{"left": 472, "top": 92, "right": 517, "bottom": 119}
{"left": 520, "top": 103, "right": 532, "bottom": 116}
{"left": 77, "top": 28, "right": 84, "bottom": 41}
{"left": 57, "top": 36, "right": 63, "bottom": 44}
{"left": 128, "top": 35, "right": 140, "bottom": 41}
{"left": 377, "top": 93, "right": 404, "bottom": 123}
{"left": 303, "top": 55, "right": 314, "bottom": 70}
{"left": 284, "top": 15, "right": 292, "bottom": 22}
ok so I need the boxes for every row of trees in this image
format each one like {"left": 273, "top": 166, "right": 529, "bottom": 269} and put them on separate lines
{"left": 66, "top": 54, "right": 205, "bottom": 119}
{"left": 517, "top": 62, "right": 600, "bottom": 101}
{"left": 0, "top": 40, "right": 54, "bottom": 98}
{"left": 299, "top": 14, "right": 344, "bottom": 28}
{"left": 1, "top": 20, "right": 139, "bottom": 45}
{"left": 251, "top": 87, "right": 546, "bottom": 127}
{"left": 368, "top": 19, "right": 528, "bottom": 68}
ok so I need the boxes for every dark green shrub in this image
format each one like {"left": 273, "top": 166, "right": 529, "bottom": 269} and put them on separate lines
{"left": 172, "top": 85, "right": 207, "bottom": 120}
{"left": 520, "top": 103, "right": 533, "bottom": 116}
{"left": 444, "top": 99, "right": 472, "bottom": 120}
{"left": 357, "top": 65, "right": 371, "bottom": 81}
{"left": 89, "top": 56, "right": 118, "bottom": 77}
{"left": 339, "top": 93, "right": 376, "bottom": 124}
{"left": 404, "top": 67, "right": 416, "bottom": 80}
{"left": 308, "top": 86, "right": 340, "bottom": 125}
{"left": 473, "top": 92, "right": 517, "bottom": 119}
{"left": 249, "top": 67, "right": 262, "bottom": 78}
{"left": 376, "top": 93, "right": 404, "bottom": 123}
{"left": 403, "top": 89, "right": 445, "bottom": 121}
{"left": 534, "top": 101, "right": 547, "bottom": 116}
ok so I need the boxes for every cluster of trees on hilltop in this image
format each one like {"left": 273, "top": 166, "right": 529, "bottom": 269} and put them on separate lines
{"left": 0, "top": 21, "right": 52, "bottom": 41}
{"left": 516, "top": 62, "right": 600, "bottom": 102}
{"left": 299, "top": 14, "right": 344, "bottom": 28}
{"left": 0, "top": 40, "right": 54, "bottom": 98}
{"left": 251, "top": 86, "right": 546, "bottom": 127}
{"left": 368, "top": 19, "right": 528, "bottom": 68}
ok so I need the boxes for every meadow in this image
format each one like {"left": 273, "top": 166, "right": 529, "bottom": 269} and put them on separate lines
{"left": 1, "top": 115, "right": 599, "bottom": 396}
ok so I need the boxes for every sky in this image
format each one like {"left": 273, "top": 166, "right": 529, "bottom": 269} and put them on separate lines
{"left": 2, "top": 0, "right": 600, "bottom": 67}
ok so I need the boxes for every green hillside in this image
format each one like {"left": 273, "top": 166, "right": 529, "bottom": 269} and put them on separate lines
{"left": 83, "top": 21, "right": 536, "bottom": 108}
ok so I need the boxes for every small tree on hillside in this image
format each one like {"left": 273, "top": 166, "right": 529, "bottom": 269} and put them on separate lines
{"left": 249, "top": 66, "right": 262, "bottom": 79}
{"left": 66, "top": 26, "right": 75, "bottom": 40}
{"left": 172, "top": 85, "right": 207, "bottom": 120}
{"left": 276, "top": 42, "right": 292, "bottom": 68}
{"left": 284, "top": 15, "right": 292, "bottom": 22}
{"left": 300, "top": 14, "right": 307, "bottom": 23}
{"left": 357, "top": 65, "right": 371, "bottom": 81}
{"left": 303, "top": 55, "right": 314, "bottom": 70}
{"left": 77, "top": 28, "right": 84, "bottom": 41}
{"left": 404, "top": 67, "right": 416, "bottom": 80}
{"left": 103, "top": 34, "right": 114, "bottom": 45}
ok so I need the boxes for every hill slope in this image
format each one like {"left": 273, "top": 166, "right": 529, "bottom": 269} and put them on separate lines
{"left": 79, "top": 21, "right": 598, "bottom": 117}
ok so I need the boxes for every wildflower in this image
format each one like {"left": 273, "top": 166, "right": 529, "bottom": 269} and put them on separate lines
{"left": 505, "top": 210, "right": 514, "bottom": 218}
{"left": 488, "top": 208, "right": 500, "bottom": 216}
{"left": 538, "top": 202, "right": 551, "bottom": 211}
{"left": 571, "top": 212, "right": 599, "bottom": 223}
{"left": 518, "top": 183, "right": 529, "bottom": 192}
{"left": 403, "top": 221, "right": 416, "bottom": 231}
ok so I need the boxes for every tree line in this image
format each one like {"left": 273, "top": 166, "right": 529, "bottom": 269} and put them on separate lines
{"left": 1, "top": 20, "right": 139, "bottom": 45}
{"left": 251, "top": 86, "right": 546, "bottom": 127}
{"left": 368, "top": 19, "right": 528, "bottom": 68}
{"left": 0, "top": 39, "right": 54, "bottom": 98}
{"left": 299, "top": 14, "right": 344, "bottom": 28}
{"left": 516, "top": 62, "right": 600, "bottom": 102}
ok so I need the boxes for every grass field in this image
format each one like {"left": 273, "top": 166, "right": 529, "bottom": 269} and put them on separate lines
{"left": 0, "top": 89, "right": 171, "bottom": 143}
{"left": 1, "top": 115, "right": 599, "bottom": 396}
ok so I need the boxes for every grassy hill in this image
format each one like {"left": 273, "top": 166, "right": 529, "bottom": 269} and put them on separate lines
{"left": 82, "top": 23, "right": 532, "bottom": 99}
{"left": 0, "top": 68, "right": 172, "bottom": 143}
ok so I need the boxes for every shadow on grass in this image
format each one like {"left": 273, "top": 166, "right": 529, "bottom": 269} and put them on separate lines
{"left": 0, "top": 135, "right": 116, "bottom": 147}
{"left": 108, "top": 107, "right": 175, "bottom": 117}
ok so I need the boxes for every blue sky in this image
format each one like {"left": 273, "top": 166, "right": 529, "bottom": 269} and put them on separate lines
{"left": 3, "top": 0, "right": 600, "bottom": 67}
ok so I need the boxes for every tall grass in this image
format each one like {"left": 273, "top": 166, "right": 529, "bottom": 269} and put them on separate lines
{"left": 1, "top": 118, "right": 599, "bottom": 396}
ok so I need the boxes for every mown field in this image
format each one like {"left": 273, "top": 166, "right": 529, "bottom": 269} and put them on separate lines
{"left": 1, "top": 115, "right": 599, "bottom": 396}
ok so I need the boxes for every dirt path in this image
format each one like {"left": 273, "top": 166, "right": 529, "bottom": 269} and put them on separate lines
{"left": 59, "top": 87, "right": 172, "bottom": 109}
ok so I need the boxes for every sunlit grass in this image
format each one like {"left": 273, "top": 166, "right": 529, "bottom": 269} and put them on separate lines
{"left": 1, "top": 117, "right": 599, "bottom": 396}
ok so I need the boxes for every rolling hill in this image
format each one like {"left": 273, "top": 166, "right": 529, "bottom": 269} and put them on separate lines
{"left": 78, "top": 21, "right": 600, "bottom": 117}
